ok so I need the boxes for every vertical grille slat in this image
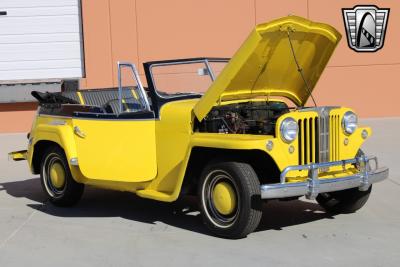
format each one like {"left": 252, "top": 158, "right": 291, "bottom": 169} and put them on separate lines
{"left": 298, "top": 119, "right": 302, "bottom": 165}
{"left": 330, "top": 115, "right": 334, "bottom": 161}
{"left": 315, "top": 118, "right": 319, "bottom": 163}
{"left": 301, "top": 119, "right": 305, "bottom": 164}
{"left": 327, "top": 114, "right": 340, "bottom": 161}
{"left": 304, "top": 119, "right": 308, "bottom": 164}
{"left": 319, "top": 116, "right": 327, "bottom": 163}
{"left": 330, "top": 115, "right": 333, "bottom": 161}
{"left": 336, "top": 115, "right": 340, "bottom": 160}
{"left": 309, "top": 118, "right": 314, "bottom": 163}
{"left": 337, "top": 116, "right": 340, "bottom": 159}
{"left": 332, "top": 116, "right": 337, "bottom": 161}
{"left": 333, "top": 115, "right": 336, "bottom": 161}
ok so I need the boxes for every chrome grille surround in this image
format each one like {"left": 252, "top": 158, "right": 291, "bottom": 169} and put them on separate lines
{"left": 318, "top": 108, "right": 329, "bottom": 163}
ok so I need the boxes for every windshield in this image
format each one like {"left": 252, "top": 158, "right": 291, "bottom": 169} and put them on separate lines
{"left": 149, "top": 59, "right": 228, "bottom": 97}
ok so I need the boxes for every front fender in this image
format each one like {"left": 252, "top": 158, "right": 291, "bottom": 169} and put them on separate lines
{"left": 189, "top": 133, "right": 291, "bottom": 171}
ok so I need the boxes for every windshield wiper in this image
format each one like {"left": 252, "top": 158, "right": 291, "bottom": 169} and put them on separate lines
{"left": 286, "top": 28, "right": 317, "bottom": 107}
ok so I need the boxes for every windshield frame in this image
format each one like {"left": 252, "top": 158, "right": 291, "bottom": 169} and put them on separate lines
{"left": 147, "top": 57, "right": 230, "bottom": 100}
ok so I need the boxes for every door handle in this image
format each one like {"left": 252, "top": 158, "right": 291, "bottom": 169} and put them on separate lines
{"left": 0, "top": 11, "right": 7, "bottom": 16}
{"left": 74, "top": 126, "right": 86, "bottom": 138}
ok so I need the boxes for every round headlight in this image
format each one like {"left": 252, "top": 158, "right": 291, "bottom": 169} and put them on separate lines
{"left": 280, "top": 117, "right": 298, "bottom": 143}
{"left": 342, "top": 111, "right": 358, "bottom": 134}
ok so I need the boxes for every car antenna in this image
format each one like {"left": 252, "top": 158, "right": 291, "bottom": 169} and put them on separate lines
{"left": 286, "top": 28, "right": 317, "bottom": 107}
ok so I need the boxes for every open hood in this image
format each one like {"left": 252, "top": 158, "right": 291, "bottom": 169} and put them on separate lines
{"left": 193, "top": 16, "right": 341, "bottom": 121}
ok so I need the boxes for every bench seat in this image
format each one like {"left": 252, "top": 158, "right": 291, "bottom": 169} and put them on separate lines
{"left": 61, "top": 87, "right": 148, "bottom": 113}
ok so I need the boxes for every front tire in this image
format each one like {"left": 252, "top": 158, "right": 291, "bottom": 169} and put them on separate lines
{"left": 316, "top": 186, "right": 372, "bottom": 214}
{"left": 40, "top": 146, "right": 84, "bottom": 206}
{"left": 198, "top": 161, "right": 262, "bottom": 239}
{"left": 317, "top": 149, "right": 372, "bottom": 214}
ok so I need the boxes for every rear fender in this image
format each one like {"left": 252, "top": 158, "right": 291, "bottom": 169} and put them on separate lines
{"left": 30, "top": 124, "right": 77, "bottom": 172}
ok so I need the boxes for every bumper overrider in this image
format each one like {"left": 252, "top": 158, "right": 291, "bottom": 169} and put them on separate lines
{"left": 261, "top": 155, "right": 389, "bottom": 200}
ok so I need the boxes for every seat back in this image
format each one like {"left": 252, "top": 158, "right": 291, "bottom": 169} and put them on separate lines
{"left": 61, "top": 91, "right": 81, "bottom": 104}
{"left": 61, "top": 87, "right": 149, "bottom": 114}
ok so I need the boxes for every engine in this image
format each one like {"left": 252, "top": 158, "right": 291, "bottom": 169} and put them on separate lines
{"left": 195, "top": 100, "right": 290, "bottom": 135}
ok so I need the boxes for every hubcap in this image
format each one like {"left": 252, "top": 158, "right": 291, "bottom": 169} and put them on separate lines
{"left": 212, "top": 182, "right": 237, "bottom": 215}
{"left": 202, "top": 170, "right": 240, "bottom": 228}
{"left": 49, "top": 162, "right": 66, "bottom": 189}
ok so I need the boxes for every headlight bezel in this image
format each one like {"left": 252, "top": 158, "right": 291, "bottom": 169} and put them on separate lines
{"left": 280, "top": 117, "right": 298, "bottom": 143}
{"left": 342, "top": 111, "right": 358, "bottom": 135}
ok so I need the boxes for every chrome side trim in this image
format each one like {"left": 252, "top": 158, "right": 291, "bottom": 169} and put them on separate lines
{"left": 261, "top": 155, "right": 389, "bottom": 200}
{"left": 39, "top": 114, "right": 72, "bottom": 120}
{"left": 73, "top": 126, "right": 86, "bottom": 138}
{"left": 70, "top": 158, "right": 79, "bottom": 166}
{"left": 48, "top": 120, "right": 66, "bottom": 126}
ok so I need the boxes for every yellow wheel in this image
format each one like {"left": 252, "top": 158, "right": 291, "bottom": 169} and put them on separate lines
{"left": 49, "top": 162, "right": 66, "bottom": 189}
{"left": 212, "top": 182, "right": 237, "bottom": 215}
{"left": 198, "top": 161, "right": 262, "bottom": 239}
{"left": 41, "top": 146, "right": 84, "bottom": 206}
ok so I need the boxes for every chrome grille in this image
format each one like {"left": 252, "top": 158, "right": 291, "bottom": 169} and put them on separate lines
{"left": 297, "top": 107, "right": 340, "bottom": 165}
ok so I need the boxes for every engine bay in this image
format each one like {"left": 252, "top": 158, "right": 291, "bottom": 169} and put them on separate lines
{"left": 195, "top": 100, "right": 290, "bottom": 135}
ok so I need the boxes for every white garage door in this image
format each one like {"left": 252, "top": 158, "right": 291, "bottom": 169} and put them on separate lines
{"left": 0, "top": 0, "right": 84, "bottom": 81}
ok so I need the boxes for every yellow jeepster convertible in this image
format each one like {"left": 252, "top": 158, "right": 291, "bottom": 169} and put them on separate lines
{"left": 10, "top": 16, "right": 389, "bottom": 238}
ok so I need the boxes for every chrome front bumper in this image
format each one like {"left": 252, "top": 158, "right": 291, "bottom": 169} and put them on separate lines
{"left": 261, "top": 155, "right": 389, "bottom": 200}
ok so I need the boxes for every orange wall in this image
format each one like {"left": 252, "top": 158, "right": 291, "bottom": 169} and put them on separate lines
{"left": 0, "top": 103, "right": 37, "bottom": 133}
{"left": 1, "top": 0, "right": 399, "bottom": 133}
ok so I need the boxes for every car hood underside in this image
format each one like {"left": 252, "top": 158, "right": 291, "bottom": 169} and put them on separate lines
{"left": 193, "top": 16, "right": 341, "bottom": 121}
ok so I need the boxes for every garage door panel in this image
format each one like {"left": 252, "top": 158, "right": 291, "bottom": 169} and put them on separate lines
{"left": 0, "top": 17, "right": 80, "bottom": 35}
{"left": 0, "top": 0, "right": 78, "bottom": 8}
{"left": 0, "top": 43, "right": 81, "bottom": 62}
{"left": 0, "top": 0, "right": 83, "bottom": 80}
{"left": 0, "top": 33, "right": 80, "bottom": 44}
{"left": 0, "top": 68, "right": 82, "bottom": 80}
{"left": 0, "top": 59, "right": 82, "bottom": 71}
{"left": 4, "top": 6, "right": 78, "bottom": 17}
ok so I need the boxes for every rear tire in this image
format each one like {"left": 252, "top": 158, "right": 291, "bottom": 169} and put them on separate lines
{"left": 198, "top": 161, "right": 262, "bottom": 239}
{"left": 40, "top": 146, "right": 84, "bottom": 206}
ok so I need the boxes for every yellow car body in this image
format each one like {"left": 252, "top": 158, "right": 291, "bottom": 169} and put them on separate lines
{"left": 10, "top": 16, "right": 388, "bottom": 238}
{"left": 21, "top": 101, "right": 373, "bottom": 201}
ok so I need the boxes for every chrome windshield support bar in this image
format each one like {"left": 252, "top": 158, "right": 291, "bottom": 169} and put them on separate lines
{"left": 117, "top": 61, "right": 151, "bottom": 114}
{"left": 204, "top": 59, "right": 216, "bottom": 81}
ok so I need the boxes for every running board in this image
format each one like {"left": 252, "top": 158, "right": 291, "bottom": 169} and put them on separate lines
{"left": 8, "top": 150, "right": 27, "bottom": 161}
